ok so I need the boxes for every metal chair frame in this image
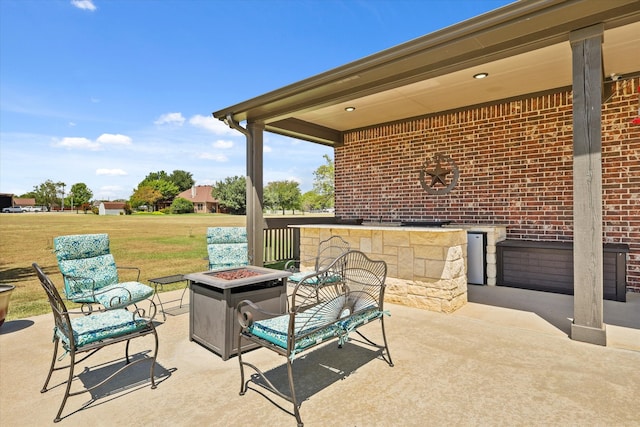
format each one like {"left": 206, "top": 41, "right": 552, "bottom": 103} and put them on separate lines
{"left": 33, "top": 263, "right": 159, "bottom": 423}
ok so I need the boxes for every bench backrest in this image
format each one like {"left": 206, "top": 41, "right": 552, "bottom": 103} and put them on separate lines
{"left": 314, "top": 235, "right": 351, "bottom": 271}
{"left": 53, "top": 233, "right": 118, "bottom": 299}
{"left": 291, "top": 250, "right": 387, "bottom": 337}
{"left": 206, "top": 227, "right": 249, "bottom": 270}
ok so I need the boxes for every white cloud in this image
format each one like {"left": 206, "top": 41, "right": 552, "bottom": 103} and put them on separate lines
{"left": 96, "top": 133, "right": 132, "bottom": 145}
{"left": 71, "top": 0, "right": 96, "bottom": 11}
{"left": 199, "top": 152, "right": 228, "bottom": 162}
{"left": 54, "top": 137, "right": 100, "bottom": 150}
{"left": 264, "top": 145, "right": 272, "bottom": 153}
{"left": 53, "top": 134, "right": 132, "bottom": 151}
{"left": 189, "top": 114, "right": 237, "bottom": 135}
{"left": 154, "top": 112, "right": 185, "bottom": 126}
{"left": 213, "top": 139, "right": 233, "bottom": 149}
{"left": 96, "top": 168, "right": 127, "bottom": 176}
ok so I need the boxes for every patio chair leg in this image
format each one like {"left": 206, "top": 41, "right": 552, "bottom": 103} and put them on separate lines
{"left": 54, "top": 351, "right": 76, "bottom": 423}
{"left": 41, "top": 338, "right": 60, "bottom": 393}
{"left": 286, "top": 357, "right": 303, "bottom": 427}
{"left": 380, "top": 316, "right": 394, "bottom": 367}
{"left": 150, "top": 325, "right": 159, "bottom": 389}
{"left": 237, "top": 334, "right": 247, "bottom": 395}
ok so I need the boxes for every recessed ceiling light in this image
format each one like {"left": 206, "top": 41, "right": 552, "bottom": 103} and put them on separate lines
{"left": 473, "top": 72, "right": 489, "bottom": 79}
{"left": 344, "top": 106, "right": 356, "bottom": 112}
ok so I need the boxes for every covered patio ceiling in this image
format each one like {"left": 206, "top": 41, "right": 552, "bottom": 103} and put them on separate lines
{"left": 213, "top": 0, "right": 640, "bottom": 146}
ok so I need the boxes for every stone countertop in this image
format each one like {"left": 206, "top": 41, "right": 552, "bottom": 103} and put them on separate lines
{"left": 290, "top": 224, "right": 464, "bottom": 232}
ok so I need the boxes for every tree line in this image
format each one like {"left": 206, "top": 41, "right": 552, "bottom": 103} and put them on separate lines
{"left": 18, "top": 155, "right": 334, "bottom": 215}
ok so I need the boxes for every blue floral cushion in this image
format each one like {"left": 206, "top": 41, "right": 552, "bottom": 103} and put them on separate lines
{"left": 94, "top": 282, "right": 154, "bottom": 309}
{"left": 208, "top": 243, "right": 249, "bottom": 270}
{"left": 58, "top": 254, "right": 119, "bottom": 299}
{"left": 54, "top": 233, "right": 153, "bottom": 307}
{"left": 288, "top": 271, "right": 342, "bottom": 284}
{"left": 337, "top": 307, "right": 382, "bottom": 332}
{"left": 206, "top": 227, "right": 247, "bottom": 244}
{"left": 249, "top": 295, "right": 346, "bottom": 350}
{"left": 54, "top": 233, "right": 111, "bottom": 260}
{"left": 288, "top": 271, "right": 313, "bottom": 283}
{"left": 206, "top": 227, "right": 248, "bottom": 270}
{"left": 56, "top": 309, "right": 149, "bottom": 349}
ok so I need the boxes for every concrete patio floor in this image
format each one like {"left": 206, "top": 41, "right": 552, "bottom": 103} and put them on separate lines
{"left": 1, "top": 285, "right": 638, "bottom": 427}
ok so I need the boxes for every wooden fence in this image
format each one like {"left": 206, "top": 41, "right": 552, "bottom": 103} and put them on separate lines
{"left": 262, "top": 217, "right": 338, "bottom": 265}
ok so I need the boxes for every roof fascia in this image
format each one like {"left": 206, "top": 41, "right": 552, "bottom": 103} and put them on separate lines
{"left": 213, "top": 0, "right": 640, "bottom": 130}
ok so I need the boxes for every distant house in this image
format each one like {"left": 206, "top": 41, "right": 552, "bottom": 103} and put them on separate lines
{"left": 176, "top": 185, "right": 219, "bottom": 213}
{"left": 99, "top": 202, "right": 126, "bottom": 216}
{"left": 14, "top": 198, "right": 36, "bottom": 208}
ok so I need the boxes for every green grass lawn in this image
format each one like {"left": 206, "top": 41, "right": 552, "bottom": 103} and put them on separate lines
{"left": 0, "top": 212, "right": 247, "bottom": 320}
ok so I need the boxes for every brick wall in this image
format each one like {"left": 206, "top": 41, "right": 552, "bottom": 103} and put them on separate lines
{"left": 335, "top": 77, "right": 640, "bottom": 292}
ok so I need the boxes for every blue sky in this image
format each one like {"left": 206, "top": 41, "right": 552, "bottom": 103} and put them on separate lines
{"left": 0, "top": 0, "right": 512, "bottom": 201}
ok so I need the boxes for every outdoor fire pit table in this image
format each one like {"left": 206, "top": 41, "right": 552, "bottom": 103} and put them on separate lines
{"left": 185, "top": 266, "right": 291, "bottom": 360}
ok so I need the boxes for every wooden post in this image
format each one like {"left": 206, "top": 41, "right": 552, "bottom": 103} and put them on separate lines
{"left": 246, "top": 121, "right": 265, "bottom": 267}
{"left": 570, "top": 24, "right": 606, "bottom": 345}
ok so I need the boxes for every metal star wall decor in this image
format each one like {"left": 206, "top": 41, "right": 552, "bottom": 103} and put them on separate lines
{"left": 419, "top": 153, "right": 459, "bottom": 195}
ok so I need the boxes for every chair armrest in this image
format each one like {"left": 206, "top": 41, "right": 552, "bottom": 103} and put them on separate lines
{"left": 116, "top": 266, "right": 141, "bottom": 281}
{"left": 132, "top": 298, "right": 158, "bottom": 321}
{"left": 285, "top": 255, "right": 322, "bottom": 273}
{"left": 284, "top": 259, "right": 299, "bottom": 272}
{"left": 237, "top": 299, "right": 286, "bottom": 329}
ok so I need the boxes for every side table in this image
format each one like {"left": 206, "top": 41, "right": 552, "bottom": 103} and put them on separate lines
{"left": 149, "top": 274, "right": 188, "bottom": 320}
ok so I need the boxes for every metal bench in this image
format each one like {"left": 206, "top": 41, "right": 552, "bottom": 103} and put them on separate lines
{"left": 236, "top": 250, "right": 393, "bottom": 426}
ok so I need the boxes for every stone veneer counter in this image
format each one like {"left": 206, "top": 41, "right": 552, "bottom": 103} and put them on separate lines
{"left": 292, "top": 224, "right": 468, "bottom": 313}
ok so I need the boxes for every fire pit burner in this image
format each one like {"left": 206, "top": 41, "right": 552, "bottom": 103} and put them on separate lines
{"left": 211, "top": 268, "right": 262, "bottom": 280}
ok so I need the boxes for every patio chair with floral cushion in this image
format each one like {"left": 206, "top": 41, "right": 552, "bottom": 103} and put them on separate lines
{"left": 33, "top": 263, "right": 158, "bottom": 423}
{"left": 53, "top": 233, "right": 154, "bottom": 311}
{"left": 284, "top": 235, "right": 350, "bottom": 284}
{"left": 206, "top": 227, "right": 249, "bottom": 270}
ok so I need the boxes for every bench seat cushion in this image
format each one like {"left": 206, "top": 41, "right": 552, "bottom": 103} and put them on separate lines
{"left": 56, "top": 309, "right": 149, "bottom": 349}
{"left": 249, "top": 314, "right": 340, "bottom": 350}
{"left": 249, "top": 295, "right": 346, "bottom": 350}
{"left": 337, "top": 307, "right": 382, "bottom": 331}
{"left": 288, "top": 271, "right": 342, "bottom": 284}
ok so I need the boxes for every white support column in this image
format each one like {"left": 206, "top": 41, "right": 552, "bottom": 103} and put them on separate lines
{"left": 570, "top": 24, "right": 606, "bottom": 345}
{"left": 246, "top": 121, "right": 265, "bottom": 267}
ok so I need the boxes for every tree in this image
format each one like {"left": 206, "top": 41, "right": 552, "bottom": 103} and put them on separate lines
{"left": 146, "top": 179, "right": 180, "bottom": 200}
{"left": 169, "top": 170, "right": 195, "bottom": 192}
{"left": 301, "top": 190, "right": 324, "bottom": 211}
{"left": 212, "top": 176, "right": 246, "bottom": 215}
{"left": 264, "top": 180, "right": 301, "bottom": 214}
{"left": 141, "top": 171, "right": 170, "bottom": 183}
{"left": 31, "top": 180, "right": 61, "bottom": 209}
{"left": 139, "top": 170, "right": 194, "bottom": 193}
{"left": 170, "top": 197, "right": 194, "bottom": 214}
{"left": 68, "top": 183, "right": 93, "bottom": 209}
{"left": 312, "top": 154, "right": 334, "bottom": 209}
{"left": 130, "top": 185, "right": 163, "bottom": 210}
